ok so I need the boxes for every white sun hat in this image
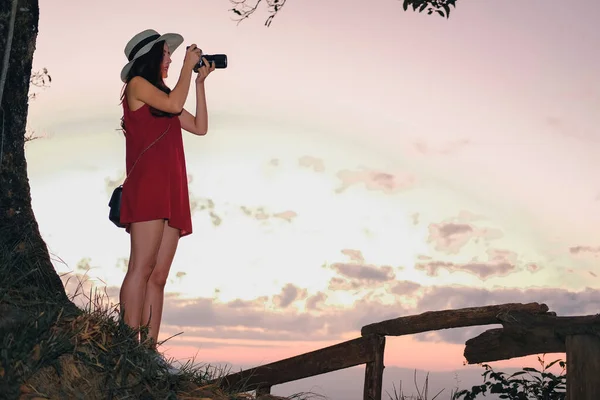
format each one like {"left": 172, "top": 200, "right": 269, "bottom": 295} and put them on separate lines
{"left": 120, "top": 29, "right": 184, "bottom": 82}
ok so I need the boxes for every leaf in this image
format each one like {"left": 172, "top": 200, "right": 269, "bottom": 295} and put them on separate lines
{"left": 419, "top": 2, "right": 427, "bottom": 12}
{"left": 412, "top": 0, "right": 422, "bottom": 11}
{"left": 545, "top": 358, "right": 563, "bottom": 369}
{"left": 403, "top": 0, "right": 410, "bottom": 11}
{"left": 509, "top": 371, "right": 527, "bottom": 378}
{"left": 436, "top": 9, "right": 445, "bottom": 17}
{"left": 442, "top": 3, "right": 451, "bottom": 18}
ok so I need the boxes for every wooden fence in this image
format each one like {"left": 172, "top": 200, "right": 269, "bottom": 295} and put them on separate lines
{"left": 211, "top": 302, "right": 600, "bottom": 400}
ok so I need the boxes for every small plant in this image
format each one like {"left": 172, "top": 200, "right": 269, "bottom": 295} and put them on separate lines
{"left": 386, "top": 370, "right": 457, "bottom": 400}
{"left": 453, "top": 355, "right": 566, "bottom": 400}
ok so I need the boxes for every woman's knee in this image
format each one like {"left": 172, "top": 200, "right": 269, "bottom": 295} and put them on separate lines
{"left": 148, "top": 266, "right": 169, "bottom": 288}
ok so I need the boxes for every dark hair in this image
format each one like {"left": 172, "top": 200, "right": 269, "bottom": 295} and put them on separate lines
{"left": 120, "top": 40, "right": 181, "bottom": 133}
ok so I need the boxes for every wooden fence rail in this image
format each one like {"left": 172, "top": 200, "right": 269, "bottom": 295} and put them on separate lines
{"left": 213, "top": 334, "right": 385, "bottom": 399}
{"left": 212, "top": 302, "right": 600, "bottom": 400}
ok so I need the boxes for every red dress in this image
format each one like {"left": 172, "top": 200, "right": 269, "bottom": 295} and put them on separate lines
{"left": 120, "top": 100, "right": 193, "bottom": 237}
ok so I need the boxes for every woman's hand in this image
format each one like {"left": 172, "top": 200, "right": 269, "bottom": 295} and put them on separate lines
{"left": 195, "top": 57, "right": 216, "bottom": 85}
{"left": 183, "top": 44, "right": 202, "bottom": 71}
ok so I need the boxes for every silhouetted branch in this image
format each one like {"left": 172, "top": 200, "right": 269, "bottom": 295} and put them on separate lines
{"left": 402, "top": 0, "right": 457, "bottom": 18}
{"left": 228, "top": 0, "right": 458, "bottom": 27}
{"left": 229, "top": 0, "right": 287, "bottom": 27}
{"left": 29, "top": 68, "right": 51, "bottom": 101}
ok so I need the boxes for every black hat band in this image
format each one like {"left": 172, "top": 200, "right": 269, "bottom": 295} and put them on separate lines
{"left": 128, "top": 34, "right": 161, "bottom": 61}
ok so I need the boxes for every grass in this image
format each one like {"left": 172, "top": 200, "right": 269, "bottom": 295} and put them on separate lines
{"left": 0, "top": 271, "right": 315, "bottom": 400}
{"left": 385, "top": 370, "right": 458, "bottom": 400}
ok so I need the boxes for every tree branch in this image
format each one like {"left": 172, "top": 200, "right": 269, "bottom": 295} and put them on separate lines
{"left": 229, "top": 0, "right": 287, "bottom": 27}
{"left": 228, "top": 0, "right": 458, "bottom": 27}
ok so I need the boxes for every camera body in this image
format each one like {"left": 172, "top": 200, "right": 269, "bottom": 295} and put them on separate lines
{"left": 186, "top": 46, "right": 227, "bottom": 71}
{"left": 194, "top": 54, "right": 227, "bottom": 71}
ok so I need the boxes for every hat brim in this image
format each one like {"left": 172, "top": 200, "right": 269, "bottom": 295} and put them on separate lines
{"left": 120, "top": 33, "right": 184, "bottom": 83}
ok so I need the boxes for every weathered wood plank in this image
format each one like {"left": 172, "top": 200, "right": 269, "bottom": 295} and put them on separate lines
{"left": 361, "top": 302, "right": 550, "bottom": 336}
{"left": 464, "top": 328, "right": 565, "bottom": 364}
{"left": 215, "top": 335, "right": 380, "bottom": 392}
{"left": 496, "top": 311, "right": 600, "bottom": 339}
{"left": 464, "top": 312, "right": 600, "bottom": 364}
{"left": 363, "top": 335, "right": 385, "bottom": 400}
{"left": 566, "top": 334, "right": 600, "bottom": 400}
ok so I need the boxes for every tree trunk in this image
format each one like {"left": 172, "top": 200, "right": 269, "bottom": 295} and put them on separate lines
{"left": 0, "top": 0, "right": 70, "bottom": 307}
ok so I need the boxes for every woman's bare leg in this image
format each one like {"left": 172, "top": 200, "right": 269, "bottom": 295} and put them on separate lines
{"left": 142, "top": 220, "right": 180, "bottom": 348}
{"left": 119, "top": 219, "right": 165, "bottom": 339}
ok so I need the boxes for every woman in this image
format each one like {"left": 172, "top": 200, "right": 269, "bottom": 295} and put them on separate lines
{"left": 117, "top": 29, "right": 214, "bottom": 361}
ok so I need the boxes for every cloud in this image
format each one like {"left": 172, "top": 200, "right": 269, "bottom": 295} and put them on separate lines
{"left": 411, "top": 213, "right": 420, "bottom": 226}
{"left": 306, "top": 292, "right": 327, "bottom": 311}
{"left": 390, "top": 280, "right": 421, "bottom": 296}
{"left": 428, "top": 220, "right": 503, "bottom": 254}
{"left": 415, "top": 248, "right": 518, "bottom": 280}
{"left": 569, "top": 245, "right": 600, "bottom": 258}
{"left": 60, "top": 272, "right": 600, "bottom": 347}
{"left": 526, "top": 263, "right": 542, "bottom": 273}
{"left": 190, "top": 197, "right": 223, "bottom": 226}
{"left": 335, "top": 167, "right": 415, "bottom": 194}
{"left": 274, "top": 284, "right": 308, "bottom": 308}
{"left": 273, "top": 210, "right": 298, "bottom": 222}
{"left": 332, "top": 263, "right": 395, "bottom": 282}
{"left": 166, "top": 284, "right": 600, "bottom": 344}
{"left": 326, "top": 249, "right": 396, "bottom": 291}
{"left": 189, "top": 193, "right": 298, "bottom": 227}
{"left": 227, "top": 297, "right": 270, "bottom": 309}
{"left": 161, "top": 293, "right": 410, "bottom": 340}
{"left": 298, "top": 156, "right": 325, "bottom": 172}
{"left": 340, "top": 249, "right": 365, "bottom": 263}
{"left": 240, "top": 205, "right": 298, "bottom": 224}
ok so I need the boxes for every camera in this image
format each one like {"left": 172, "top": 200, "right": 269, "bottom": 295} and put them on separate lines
{"left": 186, "top": 46, "right": 227, "bottom": 71}
{"left": 194, "top": 54, "right": 227, "bottom": 71}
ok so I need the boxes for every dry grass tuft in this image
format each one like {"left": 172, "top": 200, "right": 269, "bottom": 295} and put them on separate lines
{"left": 0, "top": 273, "right": 306, "bottom": 399}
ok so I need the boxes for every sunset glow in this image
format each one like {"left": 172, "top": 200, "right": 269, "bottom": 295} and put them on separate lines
{"left": 25, "top": 0, "right": 599, "bottom": 397}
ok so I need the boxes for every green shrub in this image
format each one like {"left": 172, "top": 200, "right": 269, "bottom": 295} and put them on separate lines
{"left": 453, "top": 355, "right": 566, "bottom": 400}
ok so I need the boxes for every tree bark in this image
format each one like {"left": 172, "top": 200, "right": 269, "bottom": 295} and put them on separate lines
{"left": 0, "top": 0, "right": 70, "bottom": 306}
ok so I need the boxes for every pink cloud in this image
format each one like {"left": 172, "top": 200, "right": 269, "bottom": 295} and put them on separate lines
{"left": 298, "top": 155, "right": 325, "bottom": 172}
{"left": 335, "top": 168, "right": 415, "bottom": 194}
{"left": 428, "top": 220, "right": 503, "bottom": 254}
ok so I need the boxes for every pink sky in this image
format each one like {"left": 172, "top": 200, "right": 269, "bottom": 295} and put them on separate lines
{"left": 23, "top": 0, "right": 599, "bottom": 397}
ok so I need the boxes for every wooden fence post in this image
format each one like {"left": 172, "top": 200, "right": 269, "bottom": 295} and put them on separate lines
{"left": 566, "top": 334, "right": 600, "bottom": 400}
{"left": 363, "top": 335, "right": 385, "bottom": 400}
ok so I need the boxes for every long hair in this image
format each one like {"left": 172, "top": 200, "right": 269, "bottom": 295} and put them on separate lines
{"left": 120, "top": 40, "right": 181, "bottom": 134}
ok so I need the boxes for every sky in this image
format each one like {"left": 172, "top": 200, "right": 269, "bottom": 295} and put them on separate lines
{"left": 24, "top": 0, "right": 599, "bottom": 398}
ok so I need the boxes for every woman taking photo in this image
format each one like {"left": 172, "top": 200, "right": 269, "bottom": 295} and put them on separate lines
{"left": 117, "top": 29, "right": 214, "bottom": 368}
